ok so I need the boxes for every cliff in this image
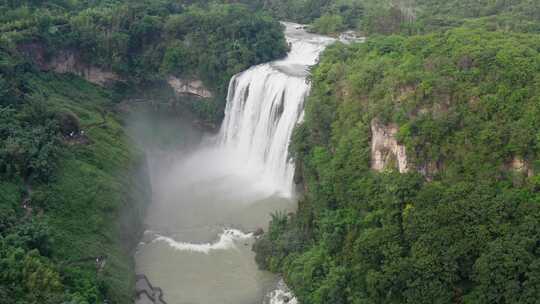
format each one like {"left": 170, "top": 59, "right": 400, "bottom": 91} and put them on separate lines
{"left": 167, "top": 76, "right": 213, "bottom": 98}
{"left": 255, "top": 26, "right": 540, "bottom": 304}
{"left": 17, "top": 43, "right": 121, "bottom": 86}
{"left": 370, "top": 119, "right": 409, "bottom": 173}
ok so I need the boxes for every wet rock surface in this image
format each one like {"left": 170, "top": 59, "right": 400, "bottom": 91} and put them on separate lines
{"left": 370, "top": 119, "right": 409, "bottom": 173}
{"left": 135, "top": 274, "right": 167, "bottom": 304}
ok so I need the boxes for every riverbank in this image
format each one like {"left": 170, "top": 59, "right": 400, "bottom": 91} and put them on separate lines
{"left": 0, "top": 72, "right": 152, "bottom": 302}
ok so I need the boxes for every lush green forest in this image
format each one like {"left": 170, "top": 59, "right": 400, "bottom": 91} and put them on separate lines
{"left": 1, "top": 0, "right": 287, "bottom": 122}
{"left": 0, "top": 1, "right": 287, "bottom": 303}
{"left": 1, "top": 0, "right": 287, "bottom": 85}
{"left": 251, "top": 0, "right": 540, "bottom": 35}
{"left": 254, "top": 5, "right": 540, "bottom": 304}
{"left": 0, "top": 54, "right": 150, "bottom": 302}
{"left": 3, "top": 0, "right": 540, "bottom": 303}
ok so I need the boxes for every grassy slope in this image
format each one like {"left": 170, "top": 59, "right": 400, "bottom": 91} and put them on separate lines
{"left": 22, "top": 73, "right": 149, "bottom": 303}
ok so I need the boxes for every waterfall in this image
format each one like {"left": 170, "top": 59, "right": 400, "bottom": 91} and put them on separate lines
{"left": 218, "top": 23, "right": 334, "bottom": 197}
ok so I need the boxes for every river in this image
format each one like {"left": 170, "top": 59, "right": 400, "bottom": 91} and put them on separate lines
{"left": 130, "top": 23, "right": 334, "bottom": 304}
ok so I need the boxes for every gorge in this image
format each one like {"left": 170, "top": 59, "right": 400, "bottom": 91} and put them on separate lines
{"left": 2, "top": 1, "right": 540, "bottom": 303}
{"left": 132, "top": 23, "right": 333, "bottom": 304}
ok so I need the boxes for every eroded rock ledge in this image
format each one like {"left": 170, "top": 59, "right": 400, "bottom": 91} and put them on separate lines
{"left": 167, "top": 76, "right": 213, "bottom": 98}
{"left": 17, "top": 43, "right": 120, "bottom": 86}
{"left": 47, "top": 51, "right": 120, "bottom": 85}
{"left": 18, "top": 43, "right": 214, "bottom": 97}
{"left": 369, "top": 119, "right": 535, "bottom": 181}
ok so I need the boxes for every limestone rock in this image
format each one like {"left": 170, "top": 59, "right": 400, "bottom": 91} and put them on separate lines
{"left": 507, "top": 156, "right": 534, "bottom": 177}
{"left": 370, "top": 119, "right": 409, "bottom": 173}
{"left": 167, "top": 76, "right": 213, "bottom": 98}
{"left": 16, "top": 43, "right": 120, "bottom": 86}
{"left": 47, "top": 51, "right": 120, "bottom": 86}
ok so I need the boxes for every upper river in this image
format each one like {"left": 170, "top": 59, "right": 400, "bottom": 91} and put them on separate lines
{"left": 130, "top": 23, "right": 334, "bottom": 304}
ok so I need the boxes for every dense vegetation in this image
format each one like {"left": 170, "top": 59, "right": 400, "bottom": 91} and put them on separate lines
{"left": 255, "top": 16, "right": 540, "bottom": 304}
{"left": 0, "top": 47, "right": 150, "bottom": 302}
{"left": 253, "top": 0, "right": 540, "bottom": 35}
{"left": 4, "top": 0, "right": 540, "bottom": 303}
{"left": 0, "top": 1, "right": 288, "bottom": 303}
{"left": 1, "top": 0, "right": 287, "bottom": 123}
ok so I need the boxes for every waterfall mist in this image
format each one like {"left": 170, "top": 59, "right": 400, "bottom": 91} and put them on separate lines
{"left": 131, "top": 22, "right": 334, "bottom": 304}
{"left": 218, "top": 23, "right": 334, "bottom": 197}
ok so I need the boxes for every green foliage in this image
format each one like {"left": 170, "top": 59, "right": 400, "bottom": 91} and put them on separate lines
{"left": 0, "top": 1, "right": 353, "bottom": 303}
{"left": 0, "top": 245, "right": 65, "bottom": 304}
{"left": 0, "top": 0, "right": 287, "bottom": 86}
{"left": 255, "top": 0, "right": 540, "bottom": 35}
{"left": 311, "top": 14, "right": 346, "bottom": 34}
{"left": 158, "top": 4, "right": 287, "bottom": 90}
{"left": 0, "top": 0, "right": 287, "bottom": 124}
{"left": 255, "top": 25, "right": 540, "bottom": 304}
{"left": 0, "top": 102, "right": 61, "bottom": 182}
{"left": 0, "top": 70, "right": 150, "bottom": 303}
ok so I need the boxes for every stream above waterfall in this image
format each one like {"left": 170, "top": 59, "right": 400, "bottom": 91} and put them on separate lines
{"left": 131, "top": 23, "right": 334, "bottom": 304}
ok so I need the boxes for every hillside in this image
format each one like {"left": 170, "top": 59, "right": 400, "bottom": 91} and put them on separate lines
{"left": 0, "top": 1, "right": 288, "bottom": 303}
{"left": 251, "top": 0, "right": 540, "bottom": 35}
{"left": 254, "top": 17, "right": 540, "bottom": 304}
{"left": 1, "top": 0, "right": 287, "bottom": 123}
{"left": 0, "top": 63, "right": 150, "bottom": 302}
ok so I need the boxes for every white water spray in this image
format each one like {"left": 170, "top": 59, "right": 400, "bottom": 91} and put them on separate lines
{"left": 134, "top": 23, "right": 336, "bottom": 304}
{"left": 219, "top": 22, "right": 334, "bottom": 197}
{"left": 152, "top": 229, "right": 253, "bottom": 254}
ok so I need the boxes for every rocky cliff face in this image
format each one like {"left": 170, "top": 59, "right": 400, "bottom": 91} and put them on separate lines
{"left": 19, "top": 43, "right": 214, "bottom": 94}
{"left": 369, "top": 120, "right": 536, "bottom": 181}
{"left": 507, "top": 156, "right": 534, "bottom": 177}
{"left": 17, "top": 43, "right": 120, "bottom": 86}
{"left": 47, "top": 51, "right": 120, "bottom": 85}
{"left": 167, "top": 76, "right": 213, "bottom": 98}
{"left": 370, "top": 119, "right": 409, "bottom": 173}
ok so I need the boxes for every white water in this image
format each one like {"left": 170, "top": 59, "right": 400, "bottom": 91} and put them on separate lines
{"left": 266, "top": 279, "right": 298, "bottom": 304}
{"left": 153, "top": 229, "right": 253, "bottom": 254}
{"left": 219, "top": 22, "right": 335, "bottom": 197}
{"left": 134, "top": 22, "right": 334, "bottom": 304}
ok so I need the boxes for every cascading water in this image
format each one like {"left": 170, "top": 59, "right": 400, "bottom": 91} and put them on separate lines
{"left": 219, "top": 22, "right": 335, "bottom": 197}
{"left": 134, "top": 22, "right": 335, "bottom": 304}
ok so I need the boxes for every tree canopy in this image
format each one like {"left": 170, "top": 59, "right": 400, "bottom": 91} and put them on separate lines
{"left": 255, "top": 21, "right": 540, "bottom": 304}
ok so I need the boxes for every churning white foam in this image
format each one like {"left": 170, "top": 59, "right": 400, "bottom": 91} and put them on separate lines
{"left": 266, "top": 279, "right": 298, "bottom": 304}
{"left": 218, "top": 22, "right": 335, "bottom": 197}
{"left": 153, "top": 229, "right": 253, "bottom": 254}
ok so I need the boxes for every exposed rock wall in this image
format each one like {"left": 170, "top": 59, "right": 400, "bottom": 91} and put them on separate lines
{"left": 369, "top": 120, "right": 537, "bottom": 181}
{"left": 18, "top": 43, "right": 213, "bottom": 93}
{"left": 167, "top": 76, "right": 213, "bottom": 98}
{"left": 16, "top": 43, "right": 120, "bottom": 86}
{"left": 370, "top": 119, "right": 409, "bottom": 173}
{"left": 507, "top": 156, "right": 534, "bottom": 177}
{"left": 46, "top": 51, "right": 120, "bottom": 86}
